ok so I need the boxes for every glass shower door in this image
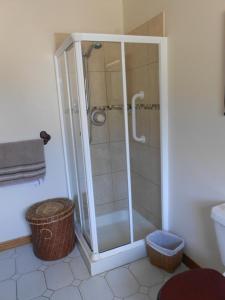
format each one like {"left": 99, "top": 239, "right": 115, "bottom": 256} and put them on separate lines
{"left": 60, "top": 46, "right": 93, "bottom": 248}
{"left": 57, "top": 53, "right": 78, "bottom": 206}
{"left": 125, "top": 42, "right": 162, "bottom": 241}
{"left": 81, "top": 41, "right": 131, "bottom": 252}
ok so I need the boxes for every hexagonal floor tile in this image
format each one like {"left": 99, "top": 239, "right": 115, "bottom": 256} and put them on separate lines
{"left": 43, "top": 289, "right": 54, "bottom": 297}
{"left": 72, "top": 279, "right": 81, "bottom": 287}
{"left": 148, "top": 282, "right": 164, "bottom": 300}
{"left": 0, "top": 249, "right": 15, "bottom": 260}
{"left": 129, "top": 258, "right": 164, "bottom": 287}
{"left": 164, "top": 263, "right": 188, "bottom": 282}
{"left": 51, "top": 286, "right": 82, "bottom": 300}
{"left": 16, "top": 244, "right": 33, "bottom": 255}
{"left": 0, "top": 258, "right": 15, "bottom": 281}
{"left": 45, "top": 262, "right": 73, "bottom": 290}
{"left": 70, "top": 257, "right": 90, "bottom": 280}
{"left": 80, "top": 276, "right": 113, "bottom": 300}
{"left": 17, "top": 271, "right": 46, "bottom": 300}
{"left": 139, "top": 286, "right": 149, "bottom": 295}
{"left": 16, "top": 245, "right": 42, "bottom": 274}
{"left": 68, "top": 245, "right": 80, "bottom": 258}
{"left": 106, "top": 267, "right": 139, "bottom": 298}
{"left": 0, "top": 279, "right": 16, "bottom": 300}
{"left": 125, "top": 293, "right": 150, "bottom": 300}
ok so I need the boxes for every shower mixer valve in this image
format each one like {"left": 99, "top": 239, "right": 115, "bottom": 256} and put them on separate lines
{"left": 91, "top": 108, "right": 106, "bottom": 126}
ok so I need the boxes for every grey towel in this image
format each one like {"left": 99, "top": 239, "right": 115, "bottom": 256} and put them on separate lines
{"left": 0, "top": 139, "right": 46, "bottom": 185}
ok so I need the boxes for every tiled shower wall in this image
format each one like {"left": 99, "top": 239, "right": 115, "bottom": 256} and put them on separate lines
{"left": 126, "top": 22, "right": 161, "bottom": 228}
{"left": 83, "top": 42, "right": 129, "bottom": 216}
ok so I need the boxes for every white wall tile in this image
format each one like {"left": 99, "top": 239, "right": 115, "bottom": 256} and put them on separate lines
{"left": 150, "top": 147, "right": 161, "bottom": 185}
{"left": 148, "top": 63, "right": 159, "bottom": 105}
{"left": 141, "top": 110, "right": 151, "bottom": 145}
{"left": 104, "top": 42, "right": 121, "bottom": 72}
{"left": 110, "top": 142, "right": 126, "bottom": 172}
{"left": 95, "top": 199, "right": 128, "bottom": 216}
{"left": 89, "top": 71, "right": 107, "bottom": 106}
{"left": 106, "top": 72, "right": 123, "bottom": 105}
{"left": 125, "top": 43, "right": 149, "bottom": 70}
{"left": 96, "top": 202, "right": 115, "bottom": 216}
{"left": 131, "top": 143, "right": 160, "bottom": 185}
{"left": 108, "top": 111, "right": 125, "bottom": 142}
{"left": 91, "top": 144, "right": 111, "bottom": 175}
{"left": 86, "top": 43, "right": 105, "bottom": 72}
{"left": 147, "top": 44, "right": 159, "bottom": 64}
{"left": 93, "top": 174, "right": 113, "bottom": 205}
{"left": 114, "top": 199, "right": 129, "bottom": 210}
{"left": 112, "top": 171, "right": 128, "bottom": 201}
{"left": 150, "top": 111, "right": 160, "bottom": 148}
{"left": 91, "top": 114, "right": 109, "bottom": 145}
{"left": 131, "top": 172, "right": 161, "bottom": 228}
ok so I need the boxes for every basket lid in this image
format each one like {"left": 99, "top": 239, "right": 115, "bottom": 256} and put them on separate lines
{"left": 26, "top": 198, "right": 74, "bottom": 224}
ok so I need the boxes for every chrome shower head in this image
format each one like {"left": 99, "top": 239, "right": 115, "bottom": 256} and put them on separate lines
{"left": 83, "top": 42, "right": 102, "bottom": 58}
{"left": 93, "top": 42, "right": 102, "bottom": 49}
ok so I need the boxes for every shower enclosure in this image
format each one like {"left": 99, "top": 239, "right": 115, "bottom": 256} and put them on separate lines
{"left": 55, "top": 33, "right": 168, "bottom": 274}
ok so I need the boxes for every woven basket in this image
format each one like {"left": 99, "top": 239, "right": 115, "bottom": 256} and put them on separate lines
{"left": 147, "top": 244, "right": 183, "bottom": 273}
{"left": 26, "top": 198, "right": 75, "bottom": 261}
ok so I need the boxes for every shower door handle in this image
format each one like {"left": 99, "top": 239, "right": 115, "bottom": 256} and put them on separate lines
{"left": 131, "top": 91, "right": 146, "bottom": 143}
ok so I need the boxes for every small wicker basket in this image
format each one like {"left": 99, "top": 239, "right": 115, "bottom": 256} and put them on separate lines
{"left": 146, "top": 230, "right": 184, "bottom": 273}
{"left": 147, "top": 245, "right": 183, "bottom": 273}
{"left": 26, "top": 198, "right": 75, "bottom": 261}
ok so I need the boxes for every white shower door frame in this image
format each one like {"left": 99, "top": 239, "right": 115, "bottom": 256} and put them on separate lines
{"left": 55, "top": 33, "right": 168, "bottom": 258}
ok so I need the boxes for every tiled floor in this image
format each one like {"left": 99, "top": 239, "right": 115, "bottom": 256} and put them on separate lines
{"left": 0, "top": 244, "right": 188, "bottom": 300}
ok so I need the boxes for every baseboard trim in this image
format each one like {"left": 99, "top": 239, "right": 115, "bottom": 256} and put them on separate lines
{"left": 0, "top": 236, "right": 31, "bottom": 252}
{"left": 183, "top": 253, "right": 201, "bottom": 269}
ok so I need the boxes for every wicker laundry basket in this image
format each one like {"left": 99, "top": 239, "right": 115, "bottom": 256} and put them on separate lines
{"left": 26, "top": 198, "right": 75, "bottom": 260}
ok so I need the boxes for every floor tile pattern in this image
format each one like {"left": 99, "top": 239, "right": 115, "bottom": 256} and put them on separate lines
{"left": 0, "top": 244, "right": 188, "bottom": 300}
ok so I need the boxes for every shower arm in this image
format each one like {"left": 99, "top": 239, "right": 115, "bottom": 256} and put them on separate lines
{"left": 131, "top": 91, "right": 146, "bottom": 143}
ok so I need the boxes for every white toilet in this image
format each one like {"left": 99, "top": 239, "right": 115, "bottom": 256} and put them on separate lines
{"left": 211, "top": 203, "right": 225, "bottom": 274}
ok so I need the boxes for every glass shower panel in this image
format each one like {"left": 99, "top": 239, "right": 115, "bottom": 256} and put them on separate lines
{"left": 65, "top": 46, "right": 92, "bottom": 247}
{"left": 81, "top": 41, "right": 131, "bottom": 252}
{"left": 57, "top": 54, "right": 78, "bottom": 204}
{"left": 125, "top": 42, "right": 162, "bottom": 241}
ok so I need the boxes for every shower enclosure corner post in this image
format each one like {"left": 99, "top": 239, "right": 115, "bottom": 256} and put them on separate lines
{"left": 159, "top": 37, "right": 169, "bottom": 231}
{"left": 121, "top": 41, "right": 134, "bottom": 244}
{"left": 74, "top": 41, "right": 99, "bottom": 254}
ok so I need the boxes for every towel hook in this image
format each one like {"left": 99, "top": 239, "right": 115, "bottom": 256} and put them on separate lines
{"left": 40, "top": 131, "right": 51, "bottom": 145}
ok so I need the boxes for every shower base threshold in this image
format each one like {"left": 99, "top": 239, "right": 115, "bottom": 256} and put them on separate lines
{"left": 76, "top": 209, "right": 157, "bottom": 275}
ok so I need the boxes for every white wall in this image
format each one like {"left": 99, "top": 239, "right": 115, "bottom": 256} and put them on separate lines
{"left": 0, "top": 0, "right": 123, "bottom": 243}
{"left": 123, "top": 0, "right": 225, "bottom": 271}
